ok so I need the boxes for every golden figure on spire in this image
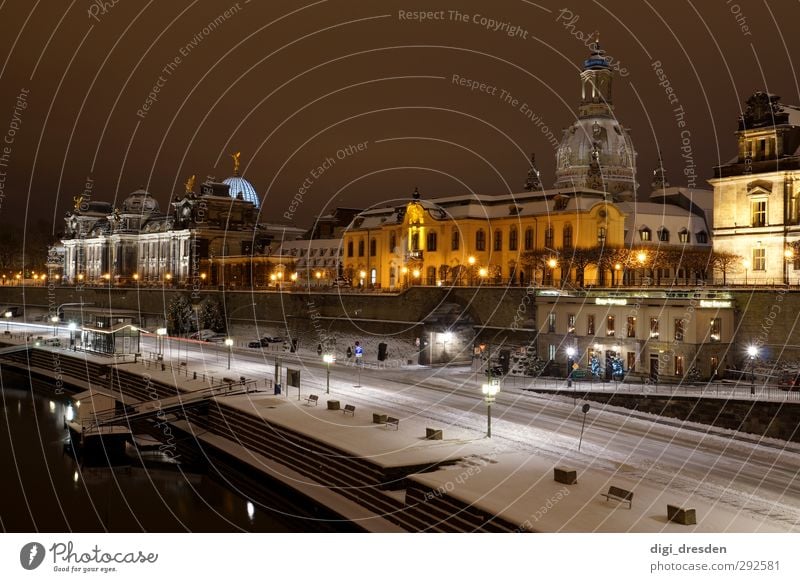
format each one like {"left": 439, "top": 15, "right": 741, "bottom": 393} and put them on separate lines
{"left": 184, "top": 174, "right": 196, "bottom": 194}
{"left": 231, "top": 151, "right": 241, "bottom": 175}
{"left": 73, "top": 195, "right": 84, "bottom": 211}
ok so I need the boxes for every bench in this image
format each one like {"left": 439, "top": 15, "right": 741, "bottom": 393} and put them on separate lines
{"left": 553, "top": 467, "right": 578, "bottom": 485}
{"left": 304, "top": 394, "right": 319, "bottom": 406}
{"left": 667, "top": 504, "right": 697, "bottom": 525}
{"left": 326, "top": 400, "right": 340, "bottom": 411}
{"left": 425, "top": 428, "right": 443, "bottom": 440}
{"left": 372, "top": 413, "right": 387, "bottom": 424}
{"left": 384, "top": 416, "right": 399, "bottom": 430}
{"left": 343, "top": 404, "right": 355, "bottom": 416}
{"left": 601, "top": 485, "right": 633, "bottom": 509}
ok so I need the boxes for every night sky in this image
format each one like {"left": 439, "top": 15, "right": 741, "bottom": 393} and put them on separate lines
{"left": 0, "top": 0, "right": 797, "bottom": 236}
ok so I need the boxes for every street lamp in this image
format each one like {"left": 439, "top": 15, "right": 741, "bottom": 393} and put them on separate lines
{"left": 51, "top": 315, "right": 59, "bottom": 336}
{"left": 225, "top": 337, "right": 234, "bottom": 369}
{"left": 481, "top": 379, "right": 500, "bottom": 438}
{"left": 784, "top": 248, "right": 794, "bottom": 285}
{"left": 156, "top": 327, "right": 167, "bottom": 359}
{"left": 566, "top": 346, "right": 576, "bottom": 386}
{"left": 4, "top": 310, "right": 11, "bottom": 332}
{"left": 614, "top": 263, "right": 622, "bottom": 286}
{"left": 359, "top": 270, "right": 367, "bottom": 288}
{"left": 323, "top": 353, "right": 335, "bottom": 393}
{"left": 747, "top": 345, "right": 758, "bottom": 395}
{"left": 68, "top": 322, "right": 77, "bottom": 350}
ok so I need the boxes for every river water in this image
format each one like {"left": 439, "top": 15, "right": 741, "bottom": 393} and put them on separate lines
{"left": 0, "top": 369, "right": 353, "bottom": 532}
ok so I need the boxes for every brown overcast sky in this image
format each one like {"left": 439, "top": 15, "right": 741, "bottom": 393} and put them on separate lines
{"left": 0, "top": 0, "right": 797, "bottom": 236}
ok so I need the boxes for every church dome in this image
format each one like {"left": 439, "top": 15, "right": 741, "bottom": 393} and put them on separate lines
{"left": 222, "top": 175, "right": 260, "bottom": 207}
{"left": 222, "top": 151, "right": 260, "bottom": 207}
{"left": 554, "top": 44, "right": 637, "bottom": 198}
{"left": 121, "top": 189, "right": 160, "bottom": 214}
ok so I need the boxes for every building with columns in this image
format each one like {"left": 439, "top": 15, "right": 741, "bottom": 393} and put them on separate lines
{"left": 711, "top": 91, "right": 800, "bottom": 285}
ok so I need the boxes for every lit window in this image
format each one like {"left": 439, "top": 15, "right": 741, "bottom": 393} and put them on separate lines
{"left": 649, "top": 317, "right": 659, "bottom": 339}
{"left": 751, "top": 200, "right": 767, "bottom": 227}
{"left": 626, "top": 316, "right": 636, "bottom": 338}
{"left": 679, "top": 229, "right": 690, "bottom": 243}
{"left": 606, "top": 315, "right": 615, "bottom": 337}
{"left": 753, "top": 248, "right": 766, "bottom": 271}
{"left": 640, "top": 227, "right": 651, "bottom": 242}
{"left": 548, "top": 312, "right": 556, "bottom": 333}
{"left": 710, "top": 317, "right": 721, "bottom": 342}
{"left": 674, "top": 355, "right": 684, "bottom": 376}
{"left": 567, "top": 314, "right": 576, "bottom": 334}
{"left": 674, "top": 318, "right": 684, "bottom": 342}
{"left": 587, "top": 315, "right": 595, "bottom": 335}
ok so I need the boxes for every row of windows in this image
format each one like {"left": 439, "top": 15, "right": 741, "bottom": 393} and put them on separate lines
{"left": 549, "top": 313, "right": 722, "bottom": 341}
{"left": 640, "top": 227, "right": 705, "bottom": 243}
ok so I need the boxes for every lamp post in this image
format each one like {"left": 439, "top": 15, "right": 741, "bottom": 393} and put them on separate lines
{"left": 784, "top": 248, "right": 794, "bottom": 285}
{"left": 51, "top": 315, "right": 59, "bottom": 336}
{"left": 742, "top": 259, "right": 750, "bottom": 286}
{"left": 747, "top": 345, "right": 758, "bottom": 396}
{"left": 547, "top": 258, "right": 557, "bottom": 285}
{"left": 225, "top": 337, "right": 234, "bottom": 369}
{"left": 614, "top": 263, "right": 622, "bottom": 287}
{"left": 478, "top": 267, "right": 488, "bottom": 285}
{"left": 68, "top": 322, "right": 77, "bottom": 350}
{"left": 4, "top": 310, "right": 12, "bottom": 332}
{"left": 481, "top": 379, "right": 500, "bottom": 438}
{"left": 468, "top": 255, "right": 476, "bottom": 286}
{"left": 566, "top": 346, "right": 576, "bottom": 388}
{"left": 323, "top": 353, "right": 335, "bottom": 394}
{"left": 156, "top": 327, "right": 167, "bottom": 359}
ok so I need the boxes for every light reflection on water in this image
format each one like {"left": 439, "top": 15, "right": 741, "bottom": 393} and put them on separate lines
{"left": 0, "top": 372, "right": 348, "bottom": 532}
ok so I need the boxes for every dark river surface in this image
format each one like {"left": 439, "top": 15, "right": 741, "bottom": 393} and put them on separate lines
{"left": 0, "top": 369, "right": 354, "bottom": 532}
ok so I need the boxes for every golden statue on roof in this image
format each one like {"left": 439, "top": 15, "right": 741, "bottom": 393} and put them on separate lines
{"left": 231, "top": 151, "right": 241, "bottom": 175}
{"left": 73, "top": 195, "right": 83, "bottom": 211}
{"left": 184, "top": 174, "right": 196, "bottom": 194}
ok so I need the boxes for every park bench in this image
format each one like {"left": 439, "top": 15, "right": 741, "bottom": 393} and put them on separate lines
{"left": 553, "top": 467, "right": 578, "bottom": 485}
{"left": 343, "top": 404, "right": 356, "bottom": 416}
{"left": 667, "top": 504, "right": 697, "bottom": 525}
{"left": 601, "top": 485, "right": 633, "bottom": 509}
{"left": 384, "top": 416, "right": 399, "bottom": 430}
{"left": 305, "top": 394, "right": 319, "bottom": 406}
{"left": 425, "top": 428, "right": 443, "bottom": 440}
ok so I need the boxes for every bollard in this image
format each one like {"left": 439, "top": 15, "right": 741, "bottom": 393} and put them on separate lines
{"left": 193, "top": 371, "right": 197, "bottom": 380}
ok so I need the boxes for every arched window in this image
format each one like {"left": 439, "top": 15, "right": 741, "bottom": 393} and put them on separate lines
{"left": 358, "top": 240, "right": 365, "bottom": 256}
{"left": 509, "top": 227, "right": 518, "bottom": 251}
{"left": 347, "top": 241, "right": 354, "bottom": 257}
{"left": 411, "top": 232, "right": 419, "bottom": 251}
{"left": 475, "top": 229, "right": 486, "bottom": 251}
{"left": 451, "top": 230, "right": 460, "bottom": 251}
{"left": 426, "top": 266, "right": 436, "bottom": 285}
{"left": 426, "top": 231, "right": 437, "bottom": 252}
{"left": 389, "top": 231, "right": 396, "bottom": 252}
{"left": 524, "top": 227, "right": 534, "bottom": 250}
{"left": 640, "top": 227, "right": 651, "bottom": 242}
{"left": 658, "top": 228, "right": 670, "bottom": 242}
{"left": 563, "top": 224, "right": 573, "bottom": 249}
{"left": 544, "top": 226, "right": 554, "bottom": 248}
{"left": 679, "top": 229, "right": 690, "bottom": 243}
{"left": 493, "top": 229, "right": 503, "bottom": 251}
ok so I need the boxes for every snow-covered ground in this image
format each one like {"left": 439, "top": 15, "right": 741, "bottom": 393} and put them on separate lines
{"left": 4, "top": 320, "right": 800, "bottom": 532}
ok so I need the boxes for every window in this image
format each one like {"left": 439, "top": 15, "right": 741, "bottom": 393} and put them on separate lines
{"left": 548, "top": 312, "right": 556, "bottom": 333}
{"left": 627, "top": 352, "right": 636, "bottom": 373}
{"left": 451, "top": 230, "right": 460, "bottom": 251}
{"left": 358, "top": 240, "right": 365, "bottom": 257}
{"left": 548, "top": 344, "right": 556, "bottom": 361}
{"left": 606, "top": 315, "right": 615, "bottom": 337}
{"left": 751, "top": 200, "right": 767, "bottom": 227}
{"left": 626, "top": 316, "right": 636, "bottom": 338}
{"left": 493, "top": 230, "right": 503, "bottom": 251}
{"left": 544, "top": 226, "right": 554, "bottom": 249}
{"left": 674, "top": 318, "right": 684, "bottom": 342}
{"left": 370, "top": 268, "right": 377, "bottom": 285}
{"left": 509, "top": 227, "right": 518, "bottom": 251}
{"left": 410, "top": 232, "right": 419, "bottom": 251}
{"left": 679, "top": 229, "right": 689, "bottom": 243}
{"left": 649, "top": 317, "right": 659, "bottom": 339}
{"left": 567, "top": 314, "right": 576, "bottom": 334}
{"left": 674, "top": 355, "right": 684, "bottom": 377}
{"left": 426, "top": 266, "right": 436, "bottom": 285}
{"left": 696, "top": 231, "right": 708, "bottom": 244}
{"left": 347, "top": 241, "right": 354, "bottom": 257}
{"left": 427, "top": 232, "right": 437, "bottom": 252}
{"left": 587, "top": 314, "right": 595, "bottom": 335}
{"left": 753, "top": 248, "right": 766, "bottom": 271}
{"left": 370, "top": 238, "right": 377, "bottom": 257}
{"left": 658, "top": 228, "right": 669, "bottom": 242}
{"left": 710, "top": 317, "right": 721, "bottom": 342}
{"left": 524, "top": 227, "right": 534, "bottom": 250}
{"left": 640, "top": 227, "right": 651, "bottom": 241}
{"left": 563, "top": 224, "right": 573, "bottom": 249}
{"left": 389, "top": 232, "right": 396, "bottom": 252}
{"left": 476, "top": 229, "right": 486, "bottom": 251}
{"left": 597, "top": 226, "right": 606, "bottom": 245}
